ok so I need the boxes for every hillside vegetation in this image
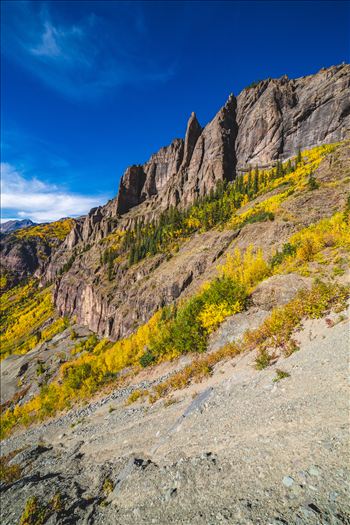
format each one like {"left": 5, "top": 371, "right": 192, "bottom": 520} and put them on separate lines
{"left": 0, "top": 281, "right": 68, "bottom": 360}
{"left": 1, "top": 142, "right": 349, "bottom": 439}
{"left": 102, "top": 144, "right": 339, "bottom": 271}
{"left": 13, "top": 219, "right": 74, "bottom": 244}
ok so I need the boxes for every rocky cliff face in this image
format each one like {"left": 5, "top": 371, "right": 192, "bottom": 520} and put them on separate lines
{"left": 0, "top": 236, "right": 50, "bottom": 288}
{"left": 115, "top": 64, "right": 349, "bottom": 212}
{"left": 38, "top": 65, "right": 350, "bottom": 340}
{"left": 47, "top": 65, "right": 349, "bottom": 260}
{"left": 0, "top": 234, "right": 67, "bottom": 290}
{"left": 236, "top": 65, "right": 350, "bottom": 166}
{"left": 116, "top": 95, "right": 238, "bottom": 214}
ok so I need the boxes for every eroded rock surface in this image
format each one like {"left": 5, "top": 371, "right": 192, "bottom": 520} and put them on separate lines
{"left": 116, "top": 64, "right": 350, "bottom": 213}
{"left": 236, "top": 64, "right": 350, "bottom": 166}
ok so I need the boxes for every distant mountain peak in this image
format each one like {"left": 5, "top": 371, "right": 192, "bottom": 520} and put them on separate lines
{"left": 0, "top": 219, "right": 35, "bottom": 234}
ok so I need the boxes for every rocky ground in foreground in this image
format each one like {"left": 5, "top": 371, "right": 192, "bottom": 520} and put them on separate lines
{"left": 1, "top": 305, "right": 349, "bottom": 525}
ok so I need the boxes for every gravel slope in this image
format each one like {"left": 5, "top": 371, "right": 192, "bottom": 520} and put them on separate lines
{"left": 1, "top": 310, "right": 349, "bottom": 524}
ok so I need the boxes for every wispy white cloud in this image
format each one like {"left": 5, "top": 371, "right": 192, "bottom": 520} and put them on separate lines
{"left": 1, "top": 163, "right": 106, "bottom": 222}
{"left": 1, "top": 1, "right": 174, "bottom": 99}
{"left": 30, "top": 21, "right": 62, "bottom": 58}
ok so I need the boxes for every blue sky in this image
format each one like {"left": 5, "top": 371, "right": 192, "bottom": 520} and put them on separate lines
{"left": 1, "top": 1, "right": 349, "bottom": 222}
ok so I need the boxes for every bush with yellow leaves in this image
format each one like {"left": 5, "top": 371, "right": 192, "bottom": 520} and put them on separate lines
{"left": 272, "top": 212, "right": 350, "bottom": 273}
{"left": 218, "top": 246, "right": 271, "bottom": 291}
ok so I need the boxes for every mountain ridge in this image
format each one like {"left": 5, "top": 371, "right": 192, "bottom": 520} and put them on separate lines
{"left": 114, "top": 63, "right": 349, "bottom": 217}
{"left": 0, "top": 219, "right": 35, "bottom": 234}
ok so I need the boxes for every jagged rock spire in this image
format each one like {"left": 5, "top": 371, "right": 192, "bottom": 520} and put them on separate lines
{"left": 181, "top": 112, "right": 202, "bottom": 169}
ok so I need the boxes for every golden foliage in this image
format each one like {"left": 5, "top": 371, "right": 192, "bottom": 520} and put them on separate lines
{"left": 218, "top": 246, "right": 271, "bottom": 291}
{"left": 198, "top": 301, "right": 242, "bottom": 333}
{"left": 0, "top": 273, "right": 8, "bottom": 290}
{"left": 0, "top": 281, "right": 67, "bottom": 360}
{"left": 273, "top": 212, "right": 350, "bottom": 274}
{"left": 14, "top": 218, "right": 74, "bottom": 243}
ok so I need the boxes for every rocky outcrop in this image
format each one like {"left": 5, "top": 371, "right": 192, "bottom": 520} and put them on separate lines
{"left": 115, "top": 95, "right": 238, "bottom": 213}
{"left": 236, "top": 64, "right": 350, "bottom": 167}
{"left": 53, "top": 229, "right": 238, "bottom": 339}
{"left": 0, "top": 235, "right": 59, "bottom": 290}
{"left": 114, "top": 64, "right": 349, "bottom": 214}
{"left": 175, "top": 95, "right": 237, "bottom": 207}
{"left": 181, "top": 112, "right": 202, "bottom": 169}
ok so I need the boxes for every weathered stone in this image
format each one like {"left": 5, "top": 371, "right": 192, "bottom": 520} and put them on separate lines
{"left": 114, "top": 64, "right": 349, "bottom": 214}
{"left": 236, "top": 64, "right": 350, "bottom": 167}
{"left": 251, "top": 274, "right": 312, "bottom": 310}
{"left": 283, "top": 476, "right": 294, "bottom": 488}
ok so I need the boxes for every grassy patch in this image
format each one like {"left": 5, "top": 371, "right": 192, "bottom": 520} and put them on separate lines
{"left": 273, "top": 369, "right": 290, "bottom": 382}
{"left": 245, "top": 280, "right": 348, "bottom": 367}
{"left": 126, "top": 389, "right": 147, "bottom": 405}
{"left": 148, "top": 343, "right": 240, "bottom": 403}
{"left": 102, "top": 477, "right": 114, "bottom": 496}
{"left": 0, "top": 449, "right": 23, "bottom": 484}
{"left": 19, "top": 493, "right": 64, "bottom": 525}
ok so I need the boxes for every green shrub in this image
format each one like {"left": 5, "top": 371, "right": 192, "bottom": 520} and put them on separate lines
{"left": 242, "top": 210, "right": 274, "bottom": 226}
{"left": 19, "top": 496, "right": 47, "bottom": 525}
{"left": 36, "top": 362, "right": 45, "bottom": 376}
{"left": 139, "top": 350, "right": 156, "bottom": 367}
{"left": 255, "top": 348, "right": 272, "bottom": 370}
{"left": 70, "top": 329, "right": 78, "bottom": 340}
{"left": 201, "top": 275, "right": 247, "bottom": 308}
{"left": 102, "top": 477, "right": 114, "bottom": 495}
{"left": 148, "top": 276, "right": 248, "bottom": 359}
{"left": 273, "top": 369, "right": 290, "bottom": 382}
{"left": 307, "top": 172, "right": 319, "bottom": 190}
{"left": 63, "top": 363, "right": 93, "bottom": 390}
{"left": 270, "top": 242, "right": 296, "bottom": 267}
{"left": 169, "top": 295, "right": 207, "bottom": 354}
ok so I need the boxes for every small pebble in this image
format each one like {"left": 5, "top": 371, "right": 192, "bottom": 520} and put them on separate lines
{"left": 308, "top": 465, "right": 321, "bottom": 477}
{"left": 282, "top": 476, "right": 294, "bottom": 488}
{"left": 329, "top": 491, "right": 339, "bottom": 502}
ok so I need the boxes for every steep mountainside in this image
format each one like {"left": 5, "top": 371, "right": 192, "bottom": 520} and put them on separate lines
{"left": 0, "top": 219, "right": 75, "bottom": 290}
{"left": 37, "top": 65, "right": 350, "bottom": 343}
{"left": 0, "top": 65, "right": 349, "bottom": 525}
{"left": 45, "top": 142, "right": 349, "bottom": 342}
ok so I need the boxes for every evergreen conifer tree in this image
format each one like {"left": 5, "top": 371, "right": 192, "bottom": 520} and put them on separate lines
{"left": 254, "top": 167, "right": 259, "bottom": 194}
{"left": 296, "top": 148, "right": 302, "bottom": 165}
